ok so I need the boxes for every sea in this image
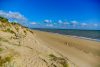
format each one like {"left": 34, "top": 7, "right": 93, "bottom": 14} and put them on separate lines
{"left": 32, "top": 28, "right": 100, "bottom": 41}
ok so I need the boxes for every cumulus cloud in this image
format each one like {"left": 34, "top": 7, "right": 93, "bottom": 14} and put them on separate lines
{"left": 58, "top": 20, "right": 63, "bottom": 24}
{"left": 71, "top": 20, "right": 78, "bottom": 24}
{"left": 0, "top": 10, "right": 27, "bottom": 23}
{"left": 30, "top": 22, "right": 37, "bottom": 25}
{"left": 93, "top": 24, "right": 98, "bottom": 27}
{"left": 81, "top": 23, "right": 87, "bottom": 26}
{"left": 70, "top": 20, "right": 78, "bottom": 27}
{"left": 44, "top": 19, "right": 52, "bottom": 23}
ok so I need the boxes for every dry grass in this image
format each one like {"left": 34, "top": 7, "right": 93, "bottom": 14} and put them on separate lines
{"left": 0, "top": 56, "right": 13, "bottom": 66}
{"left": 0, "top": 48, "right": 3, "bottom": 52}
{"left": 49, "top": 54, "right": 68, "bottom": 67}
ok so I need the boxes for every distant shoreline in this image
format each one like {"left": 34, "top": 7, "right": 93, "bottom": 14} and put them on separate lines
{"left": 52, "top": 32, "right": 100, "bottom": 42}
{"left": 31, "top": 28, "right": 100, "bottom": 42}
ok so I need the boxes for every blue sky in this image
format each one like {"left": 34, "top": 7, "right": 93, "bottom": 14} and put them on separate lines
{"left": 0, "top": 0, "right": 100, "bottom": 29}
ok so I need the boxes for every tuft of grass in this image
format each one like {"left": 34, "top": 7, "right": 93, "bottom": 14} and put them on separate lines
{"left": 49, "top": 54, "right": 69, "bottom": 67}
{"left": 24, "top": 30, "right": 27, "bottom": 35}
{"left": 0, "top": 48, "right": 3, "bottom": 52}
{"left": 11, "top": 22, "right": 17, "bottom": 25}
{"left": 15, "top": 27, "right": 19, "bottom": 32}
{"left": 29, "top": 30, "right": 34, "bottom": 34}
{"left": 0, "top": 25, "right": 2, "bottom": 27}
{"left": 0, "top": 16, "right": 8, "bottom": 23}
{"left": 49, "top": 54, "right": 57, "bottom": 58}
{"left": 0, "top": 56, "right": 13, "bottom": 66}
{"left": 0, "top": 38, "right": 8, "bottom": 42}
{"left": 4, "top": 28, "right": 15, "bottom": 34}
{"left": 5, "top": 56, "right": 12, "bottom": 62}
{"left": 49, "top": 54, "right": 57, "bottom": 61}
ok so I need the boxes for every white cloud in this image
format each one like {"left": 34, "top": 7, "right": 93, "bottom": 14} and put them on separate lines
{"left": 30, "top": 22, "right": 37, "bottom": 25}
{"left": 71, "top": 20, "right": 78, "bottom": 24}
{"left": 58, "top": 20, "right": 63, "bottom": 24}
{"left": 81, "top": 23, "right": 87, "bottom": 26}
{"left": 93, "top": 24, "right": 98, "bottom": 27}
{"left": 71, "top": 20, "right": 78, "bottom": 27}
{"left": 44, "top": 19, "right": 52, "bottom": 23}
{"left": 0, "top": 10, "right": 27, "bottom": 23}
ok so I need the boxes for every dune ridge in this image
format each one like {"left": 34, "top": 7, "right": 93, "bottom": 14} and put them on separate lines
{"left": 0, "top": 18, "right": 72, "bottom": 67}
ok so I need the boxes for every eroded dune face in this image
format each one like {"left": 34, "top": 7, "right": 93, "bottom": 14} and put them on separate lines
{"left": 0, "top": 21, "right": 71, "bottom": 67}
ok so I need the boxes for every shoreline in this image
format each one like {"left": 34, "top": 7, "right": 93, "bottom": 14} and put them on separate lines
{"left": 33, "top": 29, "right": 100, "bottom": 42}
{"left": 34, "top": 30, "right": 100, "bottom": 67}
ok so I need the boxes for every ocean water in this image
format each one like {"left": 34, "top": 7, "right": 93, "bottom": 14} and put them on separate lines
{"left": 32, "top": 28, "right": 100, "bottom": 41}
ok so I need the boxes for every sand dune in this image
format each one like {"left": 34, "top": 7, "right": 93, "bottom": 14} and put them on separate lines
{"left": 0, "top": 21, "right": 69, "bottom": 67}
{"left": 0, "top": 20, "right": 100, "bottom": 67}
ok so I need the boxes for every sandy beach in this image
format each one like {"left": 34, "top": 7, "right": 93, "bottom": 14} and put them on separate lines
{"left": 1, "top": 0, "right": 100, "bottom": 66}
{"left": 34, "top": 30, "right": 100, "bottom": 67}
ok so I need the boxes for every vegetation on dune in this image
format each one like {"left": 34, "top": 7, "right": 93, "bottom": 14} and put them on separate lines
{"left": 0, "top": 16, "right": 27, "bottom": 28}
{"left": 0, "top": 24, "right": 2, "bottom": 27}
{"left": 0, "top": 38, "right": 8, "bottom": 42}
{"left": 0, "top": 16, "right": 8, "bottom": 23}
{"left": 0, "top": 48, "right": 3, "bottom": 52}
{"left": 11, "top": 22, "right": 28, "bottom": 29}
{"left": 4, "top": 28, "right": 15, "bottom": 34}
{"left": 49, "top": 54, "right": 69, "bottom": 67}
{"left": 11, "top": 22, "right": 21, "bottom": 26}
{"left": 29, "top": 30, "right": 34, "bottom": 34}
{"left": 0, "top": 16, "right": 29, "bottom": 35}
{"left": 0, "top": 55, "right": 13, "bottom": 66}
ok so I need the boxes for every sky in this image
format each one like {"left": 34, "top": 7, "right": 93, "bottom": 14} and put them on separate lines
{"left": 0, "top": 0, "right": 100, "bottom": 30}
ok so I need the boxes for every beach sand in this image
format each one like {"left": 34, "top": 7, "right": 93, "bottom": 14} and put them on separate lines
{"left": 34, "top": 30, "right": 100, "bottom": 67}
{"left": 1, "top": 18, "right": 100, "bottom": 67}
{"left": 0, "top": 20, "right": 100, "bottom": 67}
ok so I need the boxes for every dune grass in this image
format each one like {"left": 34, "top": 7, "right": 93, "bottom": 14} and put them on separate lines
{"left": 49, "top": 54, "right": 69, "bottom": 67}
{"left": 0, "top": 56, "right": 13, "bottom": 66}
{"left": 0, "top": 38, "right": 8, "bottom": 43}
{"left": 4, "top": 28, "right": 15, "bottom": 34}
{"left": 0, "top": 48, "right": 3, "bottom": 52}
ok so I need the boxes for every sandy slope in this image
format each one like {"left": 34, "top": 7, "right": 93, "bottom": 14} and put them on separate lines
{"left": 34, "top": 30, "right": 100, "bottom": 67}
{"left": 0, "top": 20, "right": 100, "bottom": 67}
{"left": 0, "top": 21, "right": 70, "bottom": 67}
